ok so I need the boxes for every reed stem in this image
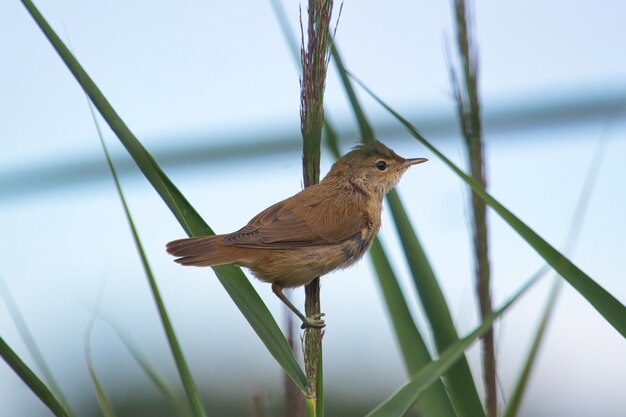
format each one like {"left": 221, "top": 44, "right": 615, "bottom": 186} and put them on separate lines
{"left": 450, "top": 1, "right": 496, "bottom": 415}
{"left": 299, "top": 1, "right": 335, "bottom": 415}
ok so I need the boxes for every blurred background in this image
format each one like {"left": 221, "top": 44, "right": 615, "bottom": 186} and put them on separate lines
{"left": 1, "top": 1, "right": 625, "bottom": 416}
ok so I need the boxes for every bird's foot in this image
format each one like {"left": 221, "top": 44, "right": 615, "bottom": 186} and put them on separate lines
{"left": 300, "top": 313, "right": 326, "bottom": 329}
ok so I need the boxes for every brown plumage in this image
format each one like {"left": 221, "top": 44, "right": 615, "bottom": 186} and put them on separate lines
{"left": 166, "top": 140, "right": 427, "bottom": 327}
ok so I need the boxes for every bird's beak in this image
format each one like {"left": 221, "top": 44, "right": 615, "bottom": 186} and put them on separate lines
{"left": 403, "top": 157, "right": 428, "bottom": 166}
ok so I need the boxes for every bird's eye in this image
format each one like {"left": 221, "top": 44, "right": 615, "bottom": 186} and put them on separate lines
{"left": 375, "top": 160, "right": 387, "bottom": 171}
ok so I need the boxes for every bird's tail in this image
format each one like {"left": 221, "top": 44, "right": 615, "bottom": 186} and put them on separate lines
{"left": 166, "top": 235, "right": 238, "bottom": 267}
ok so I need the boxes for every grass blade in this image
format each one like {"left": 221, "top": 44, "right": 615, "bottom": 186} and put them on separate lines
{"left": 369, "top": 240, "right": 458, "bottom": 417}
{"left": 0, "top": 277, "right": 75, "bottom": 416}
{"left": 84, "top": 287, "right": 118, "bottom": 417}
{"left": 366, "top": 270, "right": 543, "bottom": 417}
{"left": 384, "top": 190, "right": 485, "bottom": 417}
{"left": 19, "top": 0, "right": 306, "bottom": 392}
{"left": 330, "top": 41, "right": 375, "bottom": 140}
{"left": 502, "top": 126, "right": 610, "bottom": 417}
{"left": 352, "top": 73, "right": 626, "bottom": 338}
{"left": 331, "top": 42, "right": 484, "bottom": 417}
{"left": 85, "top": 354, "right": 118, "bottom": 417}
{"left": 108, "top": 324, "right": 193, "bottom": 417}
{"left": 315, "top": 346, "right": 324, "bottom": 417}
{"left": 501, "top": 280, "right": 560, "bottom": 417}
{"left": 89, "top": 104, "right": 207, "bottom": 417}
{"left": 0, "top": 336, "right": 69, "bottom": 417}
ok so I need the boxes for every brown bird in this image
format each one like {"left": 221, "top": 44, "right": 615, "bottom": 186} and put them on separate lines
{"left": 166, "top": 140, "right": 427, "bottom": 328}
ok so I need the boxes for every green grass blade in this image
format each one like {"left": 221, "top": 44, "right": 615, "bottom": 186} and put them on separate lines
{"left": 0, "top": 277, "right": 75, "bottom": 416}
{"left": 85, "top": 307, "right": 118, "bottom": 417}
{"left": 366, "top": 270, "right": 543, "bottom": 417}
{"left": 316, "top": 345, "right": 324, "bottom": 417}
{"left": 502, "top": 280, "right": 560, "bottom": 417}
{"left": 85, "top": 360, "right": 118, "bottom": 417}
{"left": 385, "top": 189, "right": 484, "bottom": 416}
{"left": 0, "top": 336, "right": 70, "bottom": 417}
{"left": 21, "top": 0, "right": 206, "bottom": 236}
{"left": 330, "top": 42, "right": 375, "bottom": 141}
{"left": 268, "top": 0, "right": 300, "bottom": 66}
{"left": 108, "top": 324, "right": 194, "bottom": 417}
{"left": 369, "top": 240, "right": 458, "bottom": 417}
{"left": 19, "top": 0, "right": 306, "bottom": 392}
{"left": 352, "top": 74, "right": 626, "bottom": 338}
{"left": 502, "top": 130, "right": 608, "bottom": 417}
{"left": 330, "top": 42, "right": 484, "bottom": 417}
{"left": 89, "top": 104, "right": 208, "bottom": 417}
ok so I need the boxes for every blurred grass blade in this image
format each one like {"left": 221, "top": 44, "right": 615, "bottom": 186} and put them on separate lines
{"left": 89, "top": 104, "right": 207, "bottom": 417}
{"left": 385, "top": 189, "right": 485, "bottom": 417}
{"left": 369, "top": 239, "right": 458, "bottom": 417}
{"left": 19, "top": 0, "right": 306, "bottom": 392}
{"left": 366, "top": 270, "right": 543, "bottom": 417}
{"left": 20, "top": 0, "right": 207, "bottom": 235}
{"left": 269, "top": 0, "right": 300, "bottom": 65}
{"left": 0, "top": 277, "right": 75, "bottom": 416}
{"left": 0, "top": 336, "right": 70, "bottom": 417}
{"left": 352, "top": 73, "right": 626, "bottom": 338}
{"left": 330, "top": 42, "right": 484, "bottom": 417}
{"left": 503, "top": 129, "right": 609, "bottom": 417}
{"left": 502, "top": 280, "right": 560, "bottom": 417}
{"left": 85, "top": 312, "right": 118, "bottom": 417}
{"left": 330, "top": 41, "right": 374, "bottom": 140}
{"left": 109, "top": 324, "right": 193, "bottom": 417}
{"left": 86, "top": 360, "right": 118, "bottom": 417}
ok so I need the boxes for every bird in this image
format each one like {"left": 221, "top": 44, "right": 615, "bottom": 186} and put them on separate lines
{"left": 166, "top": 140, "right": 427, "bottom": 328}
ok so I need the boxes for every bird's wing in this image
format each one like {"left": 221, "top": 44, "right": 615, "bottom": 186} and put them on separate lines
{"left": 224, "top": 188, "right": 366, "bottom": 249}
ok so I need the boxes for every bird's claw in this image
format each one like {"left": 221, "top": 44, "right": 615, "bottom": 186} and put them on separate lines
{"left": 301, "top": 313, "right": 326, "bottom": 329}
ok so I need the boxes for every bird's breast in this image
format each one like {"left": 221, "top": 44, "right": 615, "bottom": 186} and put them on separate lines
{"left": 340, "top": 216, "right": 379, "bottom": 267}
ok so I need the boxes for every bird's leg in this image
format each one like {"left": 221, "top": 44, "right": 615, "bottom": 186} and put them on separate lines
{"left": 271, "top": 283, "right": 325, "bottom": 329}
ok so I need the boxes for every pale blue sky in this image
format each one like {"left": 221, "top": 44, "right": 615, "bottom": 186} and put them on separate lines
{"left": 1, "top": 1, "right": 625, "bottom": 416}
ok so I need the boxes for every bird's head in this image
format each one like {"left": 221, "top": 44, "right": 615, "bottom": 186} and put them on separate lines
{"left": 326, "top": 140, "right": 427, "bottom": 198}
